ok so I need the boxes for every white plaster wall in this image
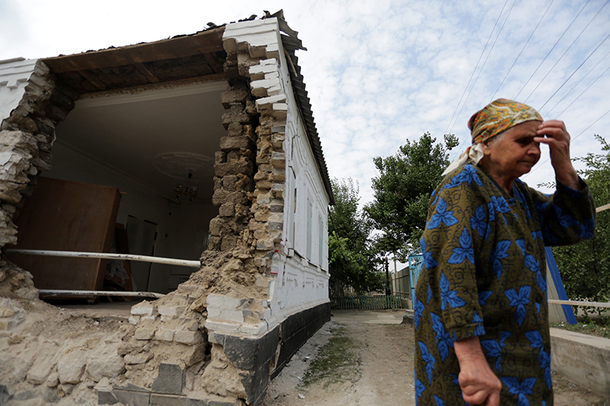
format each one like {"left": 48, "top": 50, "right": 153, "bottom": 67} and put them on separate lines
{"left": 0, "top": 58, "right": 40, "bottom": 125}
{"left": 270, "top": 33, "right": 330, "bottom": 323}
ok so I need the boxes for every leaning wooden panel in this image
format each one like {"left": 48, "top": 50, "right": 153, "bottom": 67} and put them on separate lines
{"left": 8, "top": 177, "right": 121, "bottom": 290}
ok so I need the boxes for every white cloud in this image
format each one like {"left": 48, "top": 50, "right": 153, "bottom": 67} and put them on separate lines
{"left": 2, "top": 0, "right": 608, "bottom": 209}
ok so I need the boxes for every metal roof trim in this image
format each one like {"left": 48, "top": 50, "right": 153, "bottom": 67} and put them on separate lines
{"left": 276, "top": 19, "right": 334, "bottom": 204}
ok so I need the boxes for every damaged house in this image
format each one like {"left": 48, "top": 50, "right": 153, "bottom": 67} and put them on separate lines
{"left": 0, "top": 12, "right": 333, "bottom": 406}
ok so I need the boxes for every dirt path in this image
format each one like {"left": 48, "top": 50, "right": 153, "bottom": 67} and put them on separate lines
{"left": 261, "top": 310, "right": 609, "bottom": 406}
{"left": 262, "top": 310, "right": 414, "bottom": 406}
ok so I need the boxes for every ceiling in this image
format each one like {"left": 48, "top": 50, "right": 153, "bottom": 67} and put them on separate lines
{"left": 42, "top": 26, "right": 229, "bottom": 204}
{"left": 54, "top": 80, "right": 227, "bottom": 203}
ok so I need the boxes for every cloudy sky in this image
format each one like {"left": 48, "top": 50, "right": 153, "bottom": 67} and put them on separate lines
{"left": 1, "top": 0, "right": 609, "bottom": 206}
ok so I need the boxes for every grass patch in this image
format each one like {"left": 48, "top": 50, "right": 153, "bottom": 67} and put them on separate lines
{"left": 302, "top": 326, "right": 361, "bottom": 388}
{"left": 550, "top": 315, "right": 610, "bottom": 339}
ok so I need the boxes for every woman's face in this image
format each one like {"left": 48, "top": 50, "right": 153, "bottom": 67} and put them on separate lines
{"left": 479, "top": 120, "right": 542, "bottom": 184}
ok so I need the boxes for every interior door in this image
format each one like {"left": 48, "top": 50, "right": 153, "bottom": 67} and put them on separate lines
{"left": 126, "top": 216, "right": 157, "bottom": 292}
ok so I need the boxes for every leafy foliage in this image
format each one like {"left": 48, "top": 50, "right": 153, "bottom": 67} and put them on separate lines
{"left": 329, "top": 178, "right": 371, "bottom": 254}
{"left": 551, "top": 135, "right": 610, "bottom": 311}
{"left": 364, "top": 132, "right": 458, "bottom": 260}
{"left": 328, "top": 178, "right": 383, "bottom": 295}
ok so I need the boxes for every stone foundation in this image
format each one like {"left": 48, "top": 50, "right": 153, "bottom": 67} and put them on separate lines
{"left": 90, "top": 302, "right": 330, "bottom": 406}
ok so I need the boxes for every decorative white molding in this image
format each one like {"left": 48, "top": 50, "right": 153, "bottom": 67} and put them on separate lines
{"left": 222, "top": 18, "right": 282, "bottom": 60}
{"left": 76, "top": 80, "right": 227, "bottom": 108}
{"left": 0, "top": 59, "right": 40, "bottom": 124}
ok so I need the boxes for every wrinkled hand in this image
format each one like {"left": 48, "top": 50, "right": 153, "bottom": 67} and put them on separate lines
{"left": 455, "top": 337, "right": 502, "bottom": 406}
{"left": 536, "top": 120, "right": 580, "bottom": 190}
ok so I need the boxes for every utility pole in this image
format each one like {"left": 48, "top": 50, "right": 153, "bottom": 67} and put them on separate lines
{"left": 385, "top": 257, "right": 391, "bottom": 296}
{"left": 393, "top": 257, "right": 397, "bottom": 293}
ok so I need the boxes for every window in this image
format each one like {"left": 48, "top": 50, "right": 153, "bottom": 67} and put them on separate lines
{"left": 318, "top": 214, "right": 323, "bottom": 266}
{"left": 306, "top": 198, "right": 312, "bottom": 260}
{"left": 291, "top": 179, "right": 297, "bottom": 247}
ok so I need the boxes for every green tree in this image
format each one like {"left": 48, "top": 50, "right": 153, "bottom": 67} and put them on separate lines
{"left": 551, "top": 135, "right": 610, "bottom": 310}
{"left": 364, "top": 132, "right": 458, "bottom": 260}
{"left": 328, "top": 178, "right": 383, "bottom": 295}
{"left": 329, "top": 178, "right": 371, "bottom": 253}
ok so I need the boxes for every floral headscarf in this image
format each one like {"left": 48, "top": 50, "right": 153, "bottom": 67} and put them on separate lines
{"left": 442, "top": 98, "right": 542, "bottom": 175}
{"left": 469, "top": 98, "right": 542, "bottom": 144}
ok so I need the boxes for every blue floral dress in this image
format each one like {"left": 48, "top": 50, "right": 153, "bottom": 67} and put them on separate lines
{"left": 414, "top": 163, "right": 596, "bottom": 406}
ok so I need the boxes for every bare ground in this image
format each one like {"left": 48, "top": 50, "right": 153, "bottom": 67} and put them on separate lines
{"left": 261, "top": 310, "right": 610, "bottom": 406}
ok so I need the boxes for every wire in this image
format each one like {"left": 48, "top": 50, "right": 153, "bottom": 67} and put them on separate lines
{"left": 538, "top": 32, "right": 610, "bottom": 111}
{"left": 514, "top": 0, "right": 591, "bottom": 100}
{"left": 545, "top": 48, "right": 610, "bottom": 117}
{"left": 491, "top": 0, "right": 556, "bottom": 101}
{"left": 448, "top": 0, "right": 518, "bottom": 159}
{"left": 443, "top": 0, "right": 510, "bottom": 137}
{"left": 555, "top": 65, "right": 610, "bottom": 118}
{"left": 524, "top": 0, "right": 610, "bottom": 103}
{"left": 523, "top": 107, "right": 610, "bottom": 178}
{"left": 565, "top": 108, "right": 610, "bottom": 143}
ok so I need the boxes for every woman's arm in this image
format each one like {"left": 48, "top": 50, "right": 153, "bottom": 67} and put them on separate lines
{"left": 455, "top": 336, "right": 502, "bottom": 406}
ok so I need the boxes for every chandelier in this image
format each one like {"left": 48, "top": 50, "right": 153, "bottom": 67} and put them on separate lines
{"left": 175, "top": 171, "right": 198, "bottom": 202}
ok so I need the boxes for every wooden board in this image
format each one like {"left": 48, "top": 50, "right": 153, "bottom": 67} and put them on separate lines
{"left": 8, "top": 177, "right": 121, "bottom": 291}
{"left": 42, "top": 27, "right": 225, "bottom": 73}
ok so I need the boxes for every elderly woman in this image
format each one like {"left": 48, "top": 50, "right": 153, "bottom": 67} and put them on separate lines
{"left": 414, "top": 99, "right": 596, "bottom": 406}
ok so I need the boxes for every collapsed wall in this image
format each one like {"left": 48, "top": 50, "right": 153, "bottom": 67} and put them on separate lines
{"left": 0, "top": 16, "right": 329, "bottom": 406}
{"left": 0, "top": 58, "right": 77, "bottom": 301}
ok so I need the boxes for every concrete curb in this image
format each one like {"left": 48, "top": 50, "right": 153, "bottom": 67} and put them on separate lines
{"left": 551, "top": 327, "right": 610, "bottom": 397}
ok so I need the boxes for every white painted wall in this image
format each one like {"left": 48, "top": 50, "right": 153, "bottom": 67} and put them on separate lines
{"left": 43, "top": 141, "right": 216, "bottom": 293}
{"left": 270, "top": 29, "right": 330, "bottom": 321}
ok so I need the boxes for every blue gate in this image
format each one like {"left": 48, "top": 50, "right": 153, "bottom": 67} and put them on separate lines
{"left": 408, "top": 250, "right": 423, "bottom": 300}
